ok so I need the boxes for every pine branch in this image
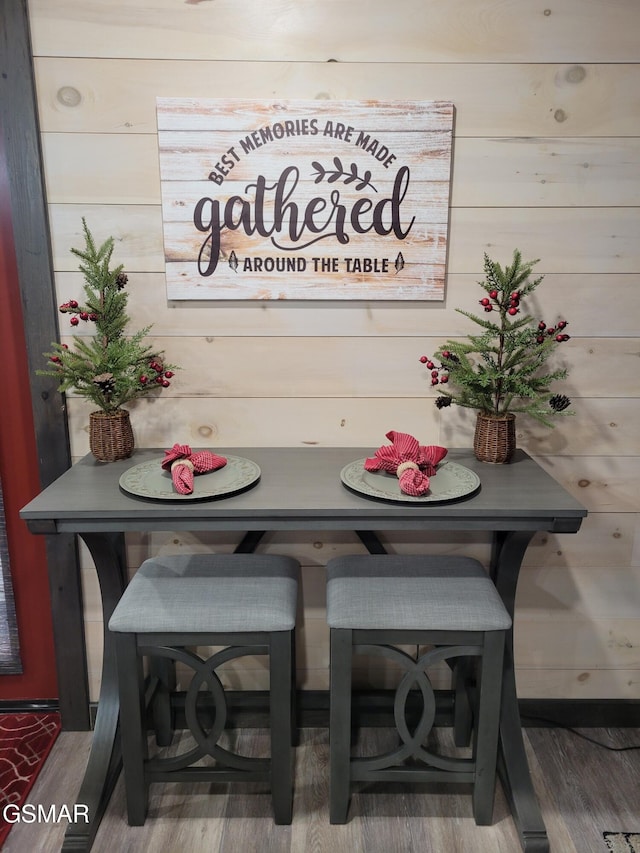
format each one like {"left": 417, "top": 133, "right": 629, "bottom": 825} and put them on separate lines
{"left": 423, "top": 249, "right": 572, "bottom": 424}
{"left": 38, "top": 220, "right": 178, "bottom": 414}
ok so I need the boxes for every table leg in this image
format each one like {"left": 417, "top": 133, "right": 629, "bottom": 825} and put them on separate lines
{"left": 492, "top": 531, "right": 549, "bottom": 853}
{"left": 355, "top": 530, "right": 387, "bottom": 554}
{"left": 234, "top": 530, "right": 265, "bottom": 553}
{"left": 62, "top": 532, "right": 128, "bottom": 852}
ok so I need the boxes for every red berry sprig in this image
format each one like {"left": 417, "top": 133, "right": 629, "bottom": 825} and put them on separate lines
{"left": 536, "top": 320, "right": 570, "bottom": 345}
{"left": 143, "top": 359, "right": 173, "bottom": 388}
{"left": 479, "top": 288, "right": 522, "bottom": 314}
{"left": 418, "top": 252, "right": 573, "bottom": 417}
{"left": 419, "top": 351, "right": 457, "bottom": 387}
{"left": 58, "top": 298, "right": 99, "bottom": 325}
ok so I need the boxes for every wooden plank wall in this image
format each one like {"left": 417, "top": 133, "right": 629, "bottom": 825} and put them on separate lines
{"left": 27, "top": 0, "right": 640, "bottom": 701}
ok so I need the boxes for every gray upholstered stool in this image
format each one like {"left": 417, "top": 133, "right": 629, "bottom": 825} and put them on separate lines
{"left": 326, "top": 554, "right": 511, "bottom": 826}
{"left": 108, "top": 553, "right": 300, "bottom": 826}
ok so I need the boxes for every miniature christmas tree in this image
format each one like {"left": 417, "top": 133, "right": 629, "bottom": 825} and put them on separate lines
{"left": 39, "top": 219, "right": 176, "bottom": 414}
{"left": 420, "top": 250, "right": 571, "bottom": 427}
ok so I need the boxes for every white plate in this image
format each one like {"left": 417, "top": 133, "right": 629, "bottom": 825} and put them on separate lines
{"left": 119, "top": 455, "right": 261, "bottom": 501}
{"left": 340, "top": 459, "right": 480, "bottom": 504}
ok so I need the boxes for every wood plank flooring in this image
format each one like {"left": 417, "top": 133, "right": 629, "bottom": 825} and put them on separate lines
{"left": 4, "top": 726, "right": 639, "bottom": 852}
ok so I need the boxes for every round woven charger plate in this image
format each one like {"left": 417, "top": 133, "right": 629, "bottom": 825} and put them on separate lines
{"left": 340, "top": 460, "right": 480, "bottom": 504}
{"left": 119, "top": 455, "right": 261, "bottom": 501}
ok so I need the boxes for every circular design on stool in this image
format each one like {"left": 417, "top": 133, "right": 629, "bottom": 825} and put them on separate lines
{"left": 354, "top": 644, "right": 436, "bottom": 771}
{"left": 142, "top": 645, "right": 228, "bottom": 771}
{"left": 352, "top": 644, "right": 481, "bottom": 773}
{"left": 142, "top": 644, "right": 273, "bottom": 774}
{"left": 185, "top": 660, "right": 228, "bottom": 754}
{"left": 394, "top": 661, "right": 437, "bottom": 757}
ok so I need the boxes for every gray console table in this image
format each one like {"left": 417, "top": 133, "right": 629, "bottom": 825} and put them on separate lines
{"left": 20, "top": 446, "right": 586, "bottom": 852}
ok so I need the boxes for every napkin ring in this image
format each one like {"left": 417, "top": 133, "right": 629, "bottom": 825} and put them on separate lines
{"left": 396, "top": 461, "right": 419, "bottom": 477}
{"left": 171, "top": 458, "right": 195, "bottom": 472}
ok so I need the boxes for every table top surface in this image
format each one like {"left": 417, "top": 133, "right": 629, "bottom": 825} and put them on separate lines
{"left": 20, "top": 447, "right": 587, "bottom": 534}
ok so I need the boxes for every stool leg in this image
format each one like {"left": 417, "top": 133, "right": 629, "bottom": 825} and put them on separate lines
{"left": 270, "top": 630, "right": 293, "bottom": 824}
{"left": 115, "top": 633, "right": 149, "bottom": 826}
{"left": 472, "top": 630, "right": 505, "bottom": 825}
{"left": 330, "top": 628, "right": 353, "bottom": 824}
{"left": 290, "top": 629, "right": 299, "bottom": 747}
{"left": 453, "top": 656, "right": 474, "bottom": 747}
{"left": 150, "top": 655, "right": 176, "bottom": 747}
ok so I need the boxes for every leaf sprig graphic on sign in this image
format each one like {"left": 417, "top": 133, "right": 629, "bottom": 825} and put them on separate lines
{"left": 311, "top": 158, "right": 377, "bottom": 192}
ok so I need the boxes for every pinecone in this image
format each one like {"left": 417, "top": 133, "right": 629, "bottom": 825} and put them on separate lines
{"left": 549, "top": 394, "right": 571, "bottom": 412}
{"left": 93, "top": 373, "right": 116, "bottom": 394}
{"left": 116, "top": 272, "right": 128, "bottom": 289}
{"left": 435, "top": 396, "right": 452, "bottom": 409}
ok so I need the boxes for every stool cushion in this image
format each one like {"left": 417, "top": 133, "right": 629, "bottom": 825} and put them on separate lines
{"left": 108, "top": 554, "right": 300, "bottom": 633}
{"left": 326, "top": 555, "right": 511, "bottom": 631}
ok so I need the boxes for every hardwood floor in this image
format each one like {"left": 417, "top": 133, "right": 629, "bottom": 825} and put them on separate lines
{"left": 4, "top": 725, "right": 639, "bottom": 852}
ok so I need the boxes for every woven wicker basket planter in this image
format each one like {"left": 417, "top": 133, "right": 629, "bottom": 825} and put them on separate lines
{"left": 473, "top": 411, "right": 516, "bottom": 464}
{"left": 89, "top": 410, "right": 134, "bottom": 463}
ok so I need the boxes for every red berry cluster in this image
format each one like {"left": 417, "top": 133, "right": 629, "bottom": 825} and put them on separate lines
{"left": 479, "top": 289, "right": 521, "bottom": 316}
{"left": 59, "top": 300, "right": 99, "bottom": 326}
{"left": 536, "top": 319, "right": 570, "bottom": 345}
{"left": 48, "top": 344, "right": 69, "bottom": 366}
{"left": 419, "top": 352, "right": 451, "bottom": 386}
{"left": 139, "top": 360, "right": 174, "bottom": 388}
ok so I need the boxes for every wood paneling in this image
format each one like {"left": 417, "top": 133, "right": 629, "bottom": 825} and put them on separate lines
{"left": 42, "top": 133, "right": 640, "bottom": 208}
{"left": 34, "top": 59, "right": 640, "bottom": 138}
{"left": 28, "top": 0, "right": 640, "bottom": 63}
{"left": 535, "top": 456, "right": 640, "bottom": 513}
{"left": 53, "top": 271, "right": 640, "bottom": 338}
{"left": 25, "top": 0, "right": 640, "bottom": 702}
{"left": 55, "top": 336, "right": 639, "bottom": 399}
{"left": 63, "top": 397, "right": 640, "bottom": 459}
{"left": 47, "top": 203, "right": 640, "bottom": 274}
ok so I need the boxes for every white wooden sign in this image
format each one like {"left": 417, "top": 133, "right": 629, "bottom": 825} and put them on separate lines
{"left": 157, "top": 98, "right": 454, "bottom": 300}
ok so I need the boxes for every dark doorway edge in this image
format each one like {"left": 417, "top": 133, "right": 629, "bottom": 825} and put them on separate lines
{"left": 0, "top": 0, "right": 89, "bottom": 730}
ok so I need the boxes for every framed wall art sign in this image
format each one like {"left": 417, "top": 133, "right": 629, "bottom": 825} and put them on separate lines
{"left": 157, "top": 98, "right": 454, "bottom": 300}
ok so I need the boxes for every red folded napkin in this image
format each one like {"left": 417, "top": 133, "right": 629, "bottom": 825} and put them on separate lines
{"left": 161, "top": 443, "right": 227, "bottom": 495}
{"left": 364, "top": 430, "right": 448, "bottom": 496}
